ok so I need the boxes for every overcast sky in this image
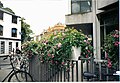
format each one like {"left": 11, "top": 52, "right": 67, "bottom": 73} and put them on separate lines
{"left": 2, "top": 0, "right": 69, "bottom": 35}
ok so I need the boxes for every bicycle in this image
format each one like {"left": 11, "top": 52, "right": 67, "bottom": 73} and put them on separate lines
{"left": 12, "top": 53, "right": 29, "bottom": 72}
{"left": 1, "top": 54, "right": 33, "bottom": 82}
{"left": 83, "top": 71, "right": 119, "bottom": 81}
{"left": 19, "top": 54, "right": 30, "bottom": 72}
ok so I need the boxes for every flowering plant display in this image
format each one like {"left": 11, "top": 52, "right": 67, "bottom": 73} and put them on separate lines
{"left": 22, "top": 27, "right": 93, "bottom": 67}
{"left": 22, "top": 41, "right": 38, "bottom": 59}
{"left": 103, "top": 30, "right": 119, "bottom": 69}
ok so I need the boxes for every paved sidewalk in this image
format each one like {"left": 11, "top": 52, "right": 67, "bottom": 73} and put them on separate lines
{"left": 0, "top": 57, "right": 12, "bottom": 82}
{"left": 0, "top": 69, "right": 12, "bottom": 81}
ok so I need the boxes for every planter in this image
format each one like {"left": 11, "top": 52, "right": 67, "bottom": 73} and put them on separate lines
{"left": 71, "top": 46, "right": 88, "bottom": 81}
{"left": 71, "top": 46, "right": 81, "bottom": 60}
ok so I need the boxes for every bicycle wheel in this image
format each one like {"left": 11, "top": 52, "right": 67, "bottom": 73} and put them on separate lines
{"left": 8, "top": 71, "right": 33, "bottom": 82}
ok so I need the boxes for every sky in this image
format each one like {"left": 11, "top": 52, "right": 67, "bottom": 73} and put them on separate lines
{"left": 1, "top": 0, "right": 69, "bottom": 35}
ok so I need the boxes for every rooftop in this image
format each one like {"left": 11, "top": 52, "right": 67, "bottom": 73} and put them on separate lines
{"left": 0, "top": 8, "right": 20, "bottom": 18}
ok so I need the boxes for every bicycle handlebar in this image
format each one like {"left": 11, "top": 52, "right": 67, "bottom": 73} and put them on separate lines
{"left": 3, "top": 57, "right": 8, "bottom": 60}
{"left": 2, "top": 53, "right": 15, "bottom": 61}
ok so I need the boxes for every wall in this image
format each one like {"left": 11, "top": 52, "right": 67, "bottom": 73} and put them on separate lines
{"left": 0, "top": 12, "right": 21, "bottom": 55}
{"left": 2, "top": 13, "right": 21, "bottom": 39}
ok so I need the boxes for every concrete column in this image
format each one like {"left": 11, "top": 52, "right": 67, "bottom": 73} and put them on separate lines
{"left": 92, "top": 0, "right": 97, "bottom": 59}
{"left": 93, "top": 0, "right": 102, "bottom": 80}
{"left": 68, "top": 0, "right": 71, "bottom": 14}
{"left": 92, "top": 0, "right": 101, "bottom": 59}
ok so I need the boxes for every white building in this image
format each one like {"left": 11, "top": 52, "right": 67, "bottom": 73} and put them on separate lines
{"left": 0, "top": 8, "right": 21, "bottom": 56}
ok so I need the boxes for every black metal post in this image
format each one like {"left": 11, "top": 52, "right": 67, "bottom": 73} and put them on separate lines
{"left": 81, "top": 60, "right": 83, "bottom": 81}
{"left": 76, "top": 61, "right": 78, "bottom": 82}
{"left": 71, "top": 61, "right": 74, "bottom": 82}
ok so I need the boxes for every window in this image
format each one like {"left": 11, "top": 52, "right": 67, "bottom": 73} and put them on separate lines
{"left": 12, "top": 15, "right": 17, "bottom": 24}
{"left": 1, "top": 41, "right": 5, "bottom": 54}
{"left": 12, "top": 28, "right": 17, "bottom": 37}
{"left": 9, "top": 42, "right": 12, "bottom": 54}
{"left": 67, "top": 23, "right": 93, "bottom": 45}
{"left": 0, "top": 25, "right": 3, "bottom": 36}
{"left": 0, "top": 11, "right": 3, "bottom": 20}
{"left": 16, "top": 42, "right": 18, "bottom": 48}
{"left": 100, "top": 9, "right": 119, "bottom": 59}
{"left": 71, "top": 0, "right": 92, "bottom": 14}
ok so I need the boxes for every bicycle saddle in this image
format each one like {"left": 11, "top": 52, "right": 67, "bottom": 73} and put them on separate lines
{"left": 83, "top": 72, "right": 97, "bottom": 78}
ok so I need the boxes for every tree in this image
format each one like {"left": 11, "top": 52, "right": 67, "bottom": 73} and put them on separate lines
{"left": 0, "top": 1, "right": 3, "bottom": 8}
{"left": 21, "top": 18, "right": 33, "bottom": 43}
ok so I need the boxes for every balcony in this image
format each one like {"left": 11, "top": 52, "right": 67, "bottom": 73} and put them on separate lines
{"left": 65, "top": 12, "right": 93, "bottom": 25}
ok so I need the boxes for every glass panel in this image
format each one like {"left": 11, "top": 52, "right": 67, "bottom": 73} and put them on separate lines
{"left": 9, "top": 42, "right": 12, "bottom": 54}
{"left": 72, "top": 2, "right": 80, "bottom": 14}
{"left": 12, "top": 16, "right": 17, "bottom": 24}
{"left": 71, "top": 0, "right": 92, "bottom": 14}
{"left": 81, "top": 1, "right": 91, "bottom": 12}
{"left": 106, "top": 25, "right": 116, "bottom": 35}
{"left": 12, "top": 28, "right": 17, "bottom": 37}
{"left": 100, "top": 9, "right": 119, "bottom": 59}
{"left": 0, "top": 11, "right": 3, "bottom": 20}
{"left": 104, "top": 16, "right": 118, "bottom": 25}
{"left": 12, "top": 29, "right": 16, "bottom": 33}
{"left": 16, "top": 42, "right": 18, "bottom": 48}
{"left": 0, "top": 25, "right": 3, "bottom": 36}
{"left": 1, "top": 41, "right": 5, "bottom": 54}
{"left": 100, "top": 10, "right": 118, "bottom": 26}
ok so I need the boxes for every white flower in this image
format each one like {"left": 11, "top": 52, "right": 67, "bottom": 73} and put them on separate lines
{"left": 85, "top": 47, "right": 88, "bottom": 49}
{"left": 57, "top": 43, "right": 62, "bottom": 48}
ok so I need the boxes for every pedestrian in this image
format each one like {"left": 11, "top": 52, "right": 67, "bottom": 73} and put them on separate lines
{"left": 16, "top": 47, "right": 21, "bottom": 54}
{"left": 15, "top": 47, "right": 21, "bottom": 61}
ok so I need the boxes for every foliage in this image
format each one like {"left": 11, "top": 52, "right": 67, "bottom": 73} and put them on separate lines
{"left": 103, "top": 30, "right": 119, "bottom": 69}
{"left": 22, "top": 27, "right": 93, "bottom": 67}
{"left": 0, "top": 1, "right": 3, "bottom": 8}
{"left": 22, "top": 41, "right": 38, "bottom": 59}
{"left": 21, "top": 18, "right": 33, "bottom": 43}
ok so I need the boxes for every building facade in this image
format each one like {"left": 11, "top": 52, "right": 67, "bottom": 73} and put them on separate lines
{"left": 65, "top": 0, "right": 119, "bottom": 60}
{"left": 0, "top": 8, "right": 21, "bottom": 56}
{"left": 33, "top": 23, "right": 65, "bottom": 41}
